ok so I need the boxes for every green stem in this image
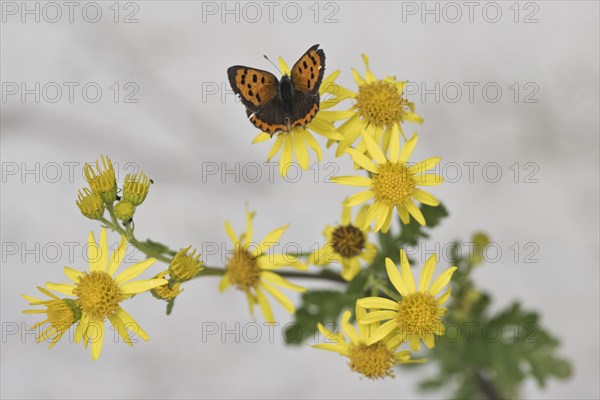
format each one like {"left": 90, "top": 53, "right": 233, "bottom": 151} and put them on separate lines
{"left": 197, "top": 266, "right": 346, "bottom": 283}
{"left": 100, "top": 211, "right": 173, "bottom": 264}
{"left": 99, "top": 213, "right": 346, "bottom": 284}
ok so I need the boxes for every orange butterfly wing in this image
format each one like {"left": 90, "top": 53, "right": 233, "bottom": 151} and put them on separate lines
{"left": 290, "top": 44, "right": 326, "bottom": 94}
{"left": 289, "top": 44, "right": 326, "bottom": 129}
{"left": 227, "top": 66, "right": 278, "bottom": 110}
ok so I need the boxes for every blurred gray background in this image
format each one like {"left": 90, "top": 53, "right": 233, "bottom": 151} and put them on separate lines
{"left": 1, "top": 1, "right": 599, "bottom": 398}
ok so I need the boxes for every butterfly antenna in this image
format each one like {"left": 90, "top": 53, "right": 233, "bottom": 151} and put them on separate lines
{"left": 263, "top": 55, "right": 283, "bottom": 74}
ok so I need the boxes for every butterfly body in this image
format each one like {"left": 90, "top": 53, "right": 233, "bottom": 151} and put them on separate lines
{"left": 227, "top": 44, "right": 326, "bottom": 136}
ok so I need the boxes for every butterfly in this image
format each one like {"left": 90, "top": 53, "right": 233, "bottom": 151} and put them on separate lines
{"left": 227, "top": 44, "right": 326, "bottom": 136}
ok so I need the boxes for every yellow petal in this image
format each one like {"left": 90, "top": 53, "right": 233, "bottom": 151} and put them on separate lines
{"left": 367, "top": 319, "right": 397, "bottom": 345}
{"left": 410, "top": 157, "right": 441, "bottom": 174}
{"left": 280, "top": 133, "right": 294, "bottom": 176}
{"left": 389, "top": 124, "right": 400, "bottom": 162}
{"left": 362, "top": 203, "right": 379, "bottom": 231}
{"left": 119, "top": 278, "right": 167, "bottom": 295}
{"left": 252, "top": 225, "right": 288, "bottom": 257}
{"left": 115, "top": 307, "right": 149, "bottom": 341}
{"left": 424, "top": 333, "right": 435, "bottom": 349}
{"left": 345, "top": 190, "right": 375, "bottom": 207}
{"left": 357, "top": 296, "right": 398, "bottom": 310}
{"left": 437, "top": 288, "right": 452, "bottom": 305}
{"left": 108, "top": 313, "right": 133, "bottom": 346}
{"left": 412, "top": 189, "right": 440, "bottom": 206}
{"left": 243, "top": 291, "right": 255, "bottom": 316}
{"left": 64, "top": 267, "right": 83, "bottom": 283}
{"left": 361, "top": 131, "right": 387, "bottom": 164}
{"left": 45, "top": 283, "right": 74, "bottom": 296}
{"left": 88, "top": 231, "right": 101, "bottom": 272}
{"left": 293, "top": 130, "right": 310, "bottom": 169}
{"left": 218, "top": 274, "right": 231, "bottom": 292}
{"left": 98, "top": 228, "right": 108, "bottom": 272}
{"left": 252, "top": 132, "right": 271, "bottom": 144}
{"left": 397, "top": 204, "right": 410, "bottom": 224}
{"left": 318, "top": 109, "right": 356, "bottom": 120}
{"left": 74, "top": 313, "right": 89, "bottom": 343}
{"left": 267, "top": 134, "right": 284, "bottom": 161}
{"left": 256, "top": 287, "right": 274, "bottom": 324}
{"left": 429, "top": 266, "right": 457, "bottom": 296}
{"left": 362, "top": 54, "right": 376, "bottom": 82}
{"left": 278, "top": 56, "right": 290, "bottom": 75}
{"left": 108, "top": 235, "right": 127, "bottom": 276}
{"left": 300, "top": 129, "right": 323, "bottom": 161}
{"left": 261, "top": 282, "right": 295, "bottom": 313}
{"left": 399, "top": 249, "right": 417, "bottom": 294}
{"left": 313, "top": 343, "right": 348, "bottom": 356}
{"left": 374, "top": 203, "right": 390, "bottom": 232}
{"left": 419, "top": 254, "right": 437, "bottom": 292}
{"left": 357, "top": 310, "right": 397, "bottom": 324}
{"left": 413, "top": 174, "right": 444, "bottom": 186}
{"left": 330, "top": 176, "right": 372, "bottom": 187}
{"left": 340, "top": 206, "right": 352, "bottom": 226}
{"left": 261, "top": 271, "right": 305, "bottom": 292}
{"left": 224, "top": 221, "right": 238, "bottom": 244}
{"left": 405, "top": 200, "right": 426, "bottom": 226}
{"left": 409, "top": 335, "right": 421, "bottom": 351}
{"left": 114, "top": 258, "right": 157, "bottom": 285}
{"left": 351, "top": 68, "right": 365, "bottom": 86}
{"left": 346, "top": 149, "right": 378, "bottom": 173}
{"left": 399, "top": 133, "right": 418, "bottom": 163}
{"left": 385, "top": 258, "right": 408, "bottom": 296}
{"left": 341, "top": 311, "right": 360, "bottom": 345}
{"left": 90, "top": 317, "right": 105, "bottom": 360}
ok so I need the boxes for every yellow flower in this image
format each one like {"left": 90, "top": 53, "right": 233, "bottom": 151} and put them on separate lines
{"left": 328, "top": 54, "right": 423, "bottom": 157}
{"left": 252, "top": 57, "right": 352, "bottom": 176}
{"left": 84, "top": 155, "right": 117, "bottom": 203}
{"left": 76, "top": 188, "right": 105, "bottom": 219}
{"left": 45, "top": 228, "right": 167, "bottom": 360}
{"left": 113, "top": 200, "right": 135, "bottom": 222}
{"left": 151, "top": 271, "right": 184, "bottom": 301}
{"left": 313, "top": 305, "right": 426, "bottom": 379}
{"left": 22, "top": 287, "right": 81, "bottom": 349}
{"left": 123, "top": 171, "right": 151, "bottom": 206}
{"left": 168, "top": 246, "right": 204, "bottom": 282}
{"left": 357, "top": 250, "right": 456, "bottom": 351}
{"left": 308, "top": 205, "right": 377, "bottom": 281}
{"left": 331, "top": 132, "right": 443, "bottom": 232}
{"left": 219, "top": 208, "right": 306, "bottom": 324}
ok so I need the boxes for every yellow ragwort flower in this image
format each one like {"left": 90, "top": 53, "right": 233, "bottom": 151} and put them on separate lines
{"left": 251, "top": 57, "right": 353, "bottom": 176}
{"left": 308, "top": 205, "right": 377, "bottom": 281}
{"left": 113, "top": 200, "right": 135, "bottom": 222}
{"left": 123, "top": 171, "right": 151, "bottom": 206}
{"left": 331, "top": 132, "right": 443, "bottom": 232}
{"left": 357, "top": 250, "right": 456, "bottom": 351}
{"left": 45, "top": 228, "right": 167, "bottom": 360}
{"left": 313, "top": 305, "right": 426, "bottom": 380}
{"left": 22, "top": 287, "right": 81, "bottom": 349}
{"left": 84, "top": 155, "right": 117, "bottom": 203}
{"left": 151, "top": 271, "right": 184, "bottom": 301}
{"left": 168, "top": 246, "right": 204, "bottom": 282}
{"left": 76, "top": 187, "right": 105, "bottom": 219}
{"left": 219, "top": 208, "right": 306, "bottom": 324}
{"left": 329, "top": 54, "right": 423, "bottom": 157}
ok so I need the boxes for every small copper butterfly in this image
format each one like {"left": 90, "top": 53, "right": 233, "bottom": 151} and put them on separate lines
{"left": 227, "top": 44, "right": 326, "bottom": 136}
